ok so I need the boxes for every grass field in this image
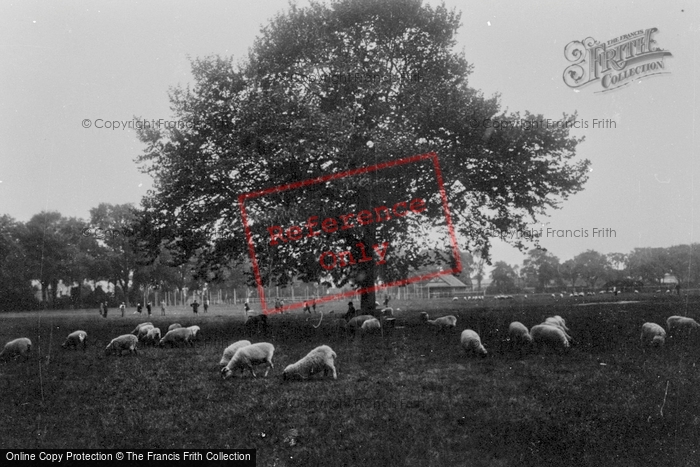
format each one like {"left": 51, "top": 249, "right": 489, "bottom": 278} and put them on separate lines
{"left": 1, "top": 294, "right": 699, "bottom": 466}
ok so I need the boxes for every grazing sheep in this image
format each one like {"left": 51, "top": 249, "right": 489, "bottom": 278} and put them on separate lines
{"left": 381, "top": 307, "right": 394, "bottom": 317}
{"left": 530, "top": 324, "right": 570, "bottom": 352}
{"left": 245, "top": 313, "right": 268, "bottom": 334}
{"left": 167, "top": 323, "right": 182, "bottom": 332}
{"left": 136, "top": 324, "right": 155, "bottom": 341}
{"left": 283, "top": 345, "right": 337, "bottom": 381}
{"left": 131, "top": 322, "right": 153, "bottom": 335}
{"left": 508, "top": 322, "right": 532, "bottom": 346}
{"left": 221, "top": 342, "right": 275, "bottom": 379}
{"left": 219, "top": 340, "right": 252, "bottom": 367}
{"left": 187, "top": 325, "right": 201, "bottom": 341}
{"left": 543, "top": 316, "right": 573, "bottom": 344}
{"left": 143, "top": 327, "right": 162, "bottom": 346}
{"left": 666, "top": 316, "right": 700, "bottom": 337}
{"left": 360, "top": 317, "right": 382, "bottom": 334}
{"left": 62, "top": 330, "right": 88, "bottom": 351}
{"left": 640, "top": 322, "right": 666, "bottom": 347}
{"left": 346, "top": 315, "right": 375, "bottom": 333}
{"left": 158, "top": 327, "right": 195, "bottom": 348}
{"left": 420, "top": 312, "right": 457, "bottom": 330}
{"left": 460, "top": 330, "right": 487, "bottom": 357}
{"left": 0, "top": 337, "right": 32, "bottom": 360}
{"left": 104, "top": 334, "right": 138, "bottom": 356}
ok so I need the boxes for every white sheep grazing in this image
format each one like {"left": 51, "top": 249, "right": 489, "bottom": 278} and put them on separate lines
{"left": 0, "top": 337, "right": 32, "bottom": 360}
{"left": 530, "top": 324, "right": 570, "bottom": 352}
{"left": 143, "top": 327, "right": 162, "bottom": 346}
{"left": 168, "top": 323, "right": 182, "bottom": 332}
{"left": 381, "top": 307, "right": 394, "bottom": 317}
{"left": 158, "top": 327, "right": 195, "bottom": 347}
{"left": 219, "top": 340, "right": 252, "bottom": 367}
{"left": 131, "top": 322, "right": 153, "bottom": 335}
{"left": 346, "top": 315, "right": 375, "bottom": 332}
{"left": 187, "top": 325, "right": 201, "bottom": 341}
{"left": 360, "top": 317, "right": 381, "bottom": 334}
{"left": 104, "top": 334, "right": 138, "bottom": 356}
{"left": 508, "top": 322, "right": 532, "bottom": 345}
{"left": 420, "top": 312, "right": 457, "bottom": 330}
{"left": 221, "top": 342, "right": 275, "bottom": 379}
{"left": 640, "top": 322, "right": 666, "bottom": 347}
{"left": 543, "top": 316, "right": 573, "bottom": 344}
{"left": 460, "top": 330, "right": 487, "bottom": 357}
{"left": 136, "top": 324, "right": 155, "bottom": 341}
{"left": 283, "top": 345, "right": 337, "bottom": 381}
{"left": 666, "top": 315, "right": 700, "bottom": 337}
{"left": 62, "top": 330, "right": 88, "bottom": 350}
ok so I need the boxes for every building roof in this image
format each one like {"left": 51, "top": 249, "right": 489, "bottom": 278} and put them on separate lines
{"left": 426, "top": 275, "right": 469, "bottom": 288}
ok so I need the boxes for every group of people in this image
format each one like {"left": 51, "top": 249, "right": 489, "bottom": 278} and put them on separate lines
{"left": 190, "top": 299, "right": 209, "bottom": 314}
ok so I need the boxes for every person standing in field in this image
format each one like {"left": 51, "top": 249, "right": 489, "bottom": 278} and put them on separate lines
{"left": 146, "top": 302, "right": 152, "bottom": 317}
{"left": 136, "top": 302, "right": 143, "bottom": 314}
{"left": 102, "top": 301, "right": 108, "bottom": 318}
{"left": 203, "top": 299, "right": 209, "bottom": 313}
{"left": 676, "top": 283, "right": 681, "bottom": 296}
{"left": 160, "top": 300, "right": 166, "bottom": 316}
{"left": 303, "top": 301, "right": 311, "bottom": 314}
{"left": 191, "top": 300, "right": 199, "bottom": 314}
{"left": 119, "top": 302, "right": 126, "bottom": 317}
{"left": 99, "top": 302, "right": 104, "bottom": 317}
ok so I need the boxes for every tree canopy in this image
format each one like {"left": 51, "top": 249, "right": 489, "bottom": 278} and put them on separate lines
{"left": 135, "top": 0, "right": 590, "bottom": 312}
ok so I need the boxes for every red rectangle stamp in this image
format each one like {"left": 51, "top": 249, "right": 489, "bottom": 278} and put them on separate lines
{"left": 238, "top": 152, "right": 461, "bottom": 314}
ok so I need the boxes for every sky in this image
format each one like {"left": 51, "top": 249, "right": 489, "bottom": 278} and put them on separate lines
{"left": 0, "top": 0, "right": 698, "bottom": 272}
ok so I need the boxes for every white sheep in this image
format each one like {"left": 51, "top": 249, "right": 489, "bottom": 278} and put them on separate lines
{"left": 187, "top": 325, "right": 201, "bottom": 341}
{"left": 104, "top": 334, "right": 138, "bottom": 356}
{"left": 360, "top": 317, "right": 382, "bottom": 334}
{"left": 530, "top": 324, "right": 570, "bottom": 352}
{"left": 420, "top": 312, "right": 457, "bottom": 330}
{"left": 131, "top": 322, "right": 153, "bottom": 335}
{"left": 143, "top": 327, "right": 162, "bottom": 346}
{"left": 136, "top": 324, "right": 155, "bottom": 341}
{"left": 0, "top": 337, "right": 32, "bottom": 360}
{"left": 62, "top": 330, "right": 88, "bottom": 350}
{"left": 283, "top": 345, "right": 337, "bottom": 381}
{"left": 508, "top": 322, "right": 532, "bottom": 345}
{"left": 168, "top": 323, "right": 182, "bottom": 332}
{"left": 221, "top": 342, "right": 275, "bottom": 379}
{"left": 381, "top": 307, "right": 394, "bottom": 317}
{"left": 460, "top": 330, "right": 487, "bottom": 357}
{"left": 640, "top": 322, "right": 666, "bottom": 347}
{"left": 666, "top": 315, "right": 700, "bottom": 337}
{"left": 543, "top": 316, "right": 573, "bottom": 344}
{"left": 346, "top": 314, "right": 375, "bottom": 332}
{"left": 158, "top": 327, "right": 195, "bottom": 347}
{"left": 219, "top": 340, "right": 252, "bottom": 367}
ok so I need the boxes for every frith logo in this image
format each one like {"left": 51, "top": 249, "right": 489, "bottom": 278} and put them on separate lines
{"left": 563, "top": 28, "right": 672, "bottom": 93}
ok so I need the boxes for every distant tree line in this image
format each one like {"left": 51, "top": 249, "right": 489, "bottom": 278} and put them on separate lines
{"left": 484, "top": 246, "right": 700, "bottom": 294}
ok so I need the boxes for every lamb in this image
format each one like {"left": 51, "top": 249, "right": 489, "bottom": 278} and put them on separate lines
{"left": 104, "top": 334, "right": 138, "bottom": 356}
{"left": 136, "top": 324, "right": 155, "bottom": 341}
{"left": 283, "top": 345, "right": 337, "bottom": 381}
{"left": 508, "top": 322, "right": 532, "bottom": 345}
{"left": 167, "top": 323, "right": 182, "bottom": 332}
{"left": 420, "top": 312, "right": 457, "bottom": 330}
{"left": 360, "top": 317, "right": 382, "bottom": 334}
{"left": 666, "top": 316, "right": 700, "bottom": 337}
{"left": 221, "top": 342, "right": 275, "bottom": 379}
{"left": 131, "top": 322, "right": 153, "bottom": 335}
{"left": 158, "top": 327, "right": 195, "bottom": 347}
{"left": 0, "top": 337, "right": 32, "bottom": 360}
{"left": 640, "top": 322, "right": 666, "bottom": 347}
{"left": 219, "top": 340, "right": 252, "bottom": 367}
{"left": 530, "top": 324, "right": 570, "bottom": 352}
{"left": 460, "top": 330, "right": 487, "bottom": 357}
{"left": 143, "top": 327, "right": 162, "bottom": 346}
{"left": 62, "top": 330, "right": 88, "bottom": 350}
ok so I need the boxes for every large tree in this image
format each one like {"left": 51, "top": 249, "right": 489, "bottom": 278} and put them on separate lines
{"left": 520, "top": 249, "right": 561, "bottom": 292}
{"left": 135, "top": 0, "right": 589, "bottom": 313}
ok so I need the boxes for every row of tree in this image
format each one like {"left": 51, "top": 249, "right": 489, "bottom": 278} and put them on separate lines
{"left": 483, "top": 246, "right": 700, "bottom": 294}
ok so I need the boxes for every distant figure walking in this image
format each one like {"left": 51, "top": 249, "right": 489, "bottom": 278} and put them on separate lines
{"left": 191, "top": 300, "right": 199, "bottom": 315}
{"left": 303, "top": 301, "right": 312, "bottom": 314}
{"left": 312, "top": 299, "right": 317, "bottom": 313}
{"left": 99, "top": 302, "right": 104, "bottom": 317}
{"left": 384, "top": 295, "right": 390, "bottom": 307}
{"left": 203, "top": 299, "right": 209, "bottom": 313}
{"left": 136, "top": 302, "right": 143, "bottom": 314}
{"left": 146, "top": 302, "right": 152, "bottom": 317}
{"left": 244, "top": 302, "right": 251, "bottom": 313}
{"left": 102, "top": 301, "right": 108, "bottom": 318}
{"left": 160, "top": 300, "right": 166, "bottom": 316}
{"left": 119, "top": 302, "right": 126, "bottom": 317}
{"left": 676, "top": 283, "right": 681, "bottom": 296}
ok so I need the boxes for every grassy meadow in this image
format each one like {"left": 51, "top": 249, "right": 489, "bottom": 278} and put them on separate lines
{"left": 1, "top": 294, "right": 700, "bottom": 466}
